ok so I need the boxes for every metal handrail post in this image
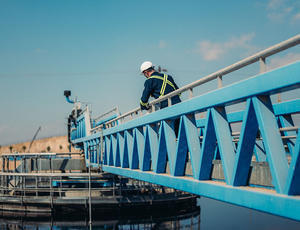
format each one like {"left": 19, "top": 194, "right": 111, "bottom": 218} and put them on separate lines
{"left": 100, "top": 126, "right": 104, "bottom": 170}
{"left": 88, "top": 146, "right": 92, "bottom": 230}
{"left": 14, "top": 156, "right": 16, "bottom": 191}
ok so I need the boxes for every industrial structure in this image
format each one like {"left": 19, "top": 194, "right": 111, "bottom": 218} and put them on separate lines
{"left": 0, "top": 152, "right": 197, "bottom": 217}
{"left": 65, "top": 34, "right": 300, "bottom": 221}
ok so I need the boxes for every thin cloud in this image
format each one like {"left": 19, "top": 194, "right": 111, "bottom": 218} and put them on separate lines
{"left": 267, "top": 0, "right": 284, "bottom": 10}
{"left": 293, "top": 12, "right": 300, "bottom": 21}
{"left": 266, "top": 0, "right": 300, "bottom": 23}
{"left": 196, "top": 41, "right": 224, "bottom": 61}
{"left": 195, "top": 33, "right": 256, "bottom": 61}
{"left": 268, "top": 53, "right": 300, "bottom": 70}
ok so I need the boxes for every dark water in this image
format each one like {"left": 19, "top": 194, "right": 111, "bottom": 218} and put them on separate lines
{"left": 1, "top": 198, "right": 300, "bottom": 230}
{"left": 199, "top": 197, "right": 300, "bottom": 230}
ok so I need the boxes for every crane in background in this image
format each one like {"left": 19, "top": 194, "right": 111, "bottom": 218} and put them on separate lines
{"left": 27, "top": 126, "right": 41, "bottom": 153}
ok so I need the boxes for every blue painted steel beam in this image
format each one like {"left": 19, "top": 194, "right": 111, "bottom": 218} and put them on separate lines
{"left": 196, "top": 98, "right": 300, "bottom": 128}
{"left": 232, "top": 99, "right": 259, "bottom": 186}
{"left": 198, "top": 110, "right": 216, "bottom": 179}
{"left": 252, "top": 96, "right": 289, "bottom": 193}
{"left": 211, "top": 106, "right": 236, "bottom": 184}
{"left": 103, "top": 165, "right": 300, "bottom": 221}
{"left": 285, "top": 128, "right": 300, "bottom": 195}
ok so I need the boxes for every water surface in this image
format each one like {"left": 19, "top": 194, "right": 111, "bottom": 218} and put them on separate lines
{"left": 1, "top": 197, "right": 300, "bottom": 229}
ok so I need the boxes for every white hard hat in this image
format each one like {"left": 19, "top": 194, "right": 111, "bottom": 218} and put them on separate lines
{"left": 140, "top": 61, "right": 153, "bottom": 73}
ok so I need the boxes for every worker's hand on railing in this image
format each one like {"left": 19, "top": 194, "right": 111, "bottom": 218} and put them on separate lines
{"left": 145, "top": 103, "right": 150, "bottom": 110}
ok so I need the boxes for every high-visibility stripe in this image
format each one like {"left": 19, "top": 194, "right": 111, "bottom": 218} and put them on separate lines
{"left": 159, "top": 74, "right": 165, "bottom": 95}
{"left": 140, "top": 100, "right": 148, "bottom": 106}
{"left": 149, "top": 75, "right": 176, "bottom": 96}
{"left": 160, "top": 74, "right": 166, "bottom": 95}
{"left": 161, "top": 74, "right": 168, "bottom": 96}
{"left": 149, "top": 75, "right": 164, "bottom": 81}
{"left": 167, "top": 80, "right": 176, "bottom": 91}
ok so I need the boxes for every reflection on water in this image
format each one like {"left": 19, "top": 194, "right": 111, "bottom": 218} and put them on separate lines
{"left": 0, "top": 206, "right": 200, "bottom": 230}
{"left": 2, "top": 198, "right": 300, "bottom": 230}
{"left": 199, "top": 197, "right": 300, "bottom": 230}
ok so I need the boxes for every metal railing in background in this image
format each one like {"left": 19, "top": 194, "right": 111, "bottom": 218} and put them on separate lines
{"left": 91, "top": 107, "right": 120, "bottom": 133}
{"left": 0, "top": 172, "right": 182, "bottom": 199}
{"left": 94, "top": 107, "right": 120, "bottom": 123}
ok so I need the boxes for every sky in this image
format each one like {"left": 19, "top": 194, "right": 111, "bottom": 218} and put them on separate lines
{"left": 0, "top": 0, "right": 300, "bottom": 145}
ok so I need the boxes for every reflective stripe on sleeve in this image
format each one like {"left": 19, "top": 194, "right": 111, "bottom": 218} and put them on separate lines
{"left": 140, "top": 100, "right": 148, "bottom": 106}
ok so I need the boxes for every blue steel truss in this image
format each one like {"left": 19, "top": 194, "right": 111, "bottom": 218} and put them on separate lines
{"left": 70, "top": 61, "right": 300, "bottom": 220}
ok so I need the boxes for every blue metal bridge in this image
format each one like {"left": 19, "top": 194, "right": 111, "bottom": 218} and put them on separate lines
{"left": 65, "top": 35, "right": 300, "bottom": 221}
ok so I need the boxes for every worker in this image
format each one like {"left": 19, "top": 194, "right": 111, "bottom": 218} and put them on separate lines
{"left": 139, "top": 61, "right": 181, "bottom": 111}
{"left": 139, "top": 61, "right": 181, "bottom": 136}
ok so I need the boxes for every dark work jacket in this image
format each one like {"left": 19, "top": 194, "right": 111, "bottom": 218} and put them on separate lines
{"left": 140, "top": 72, "right": 181, "bottom": 110}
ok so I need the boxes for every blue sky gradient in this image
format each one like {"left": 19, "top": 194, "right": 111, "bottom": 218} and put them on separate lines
{"left": 0, "top": 0, "right": 300, "bottom": 145}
